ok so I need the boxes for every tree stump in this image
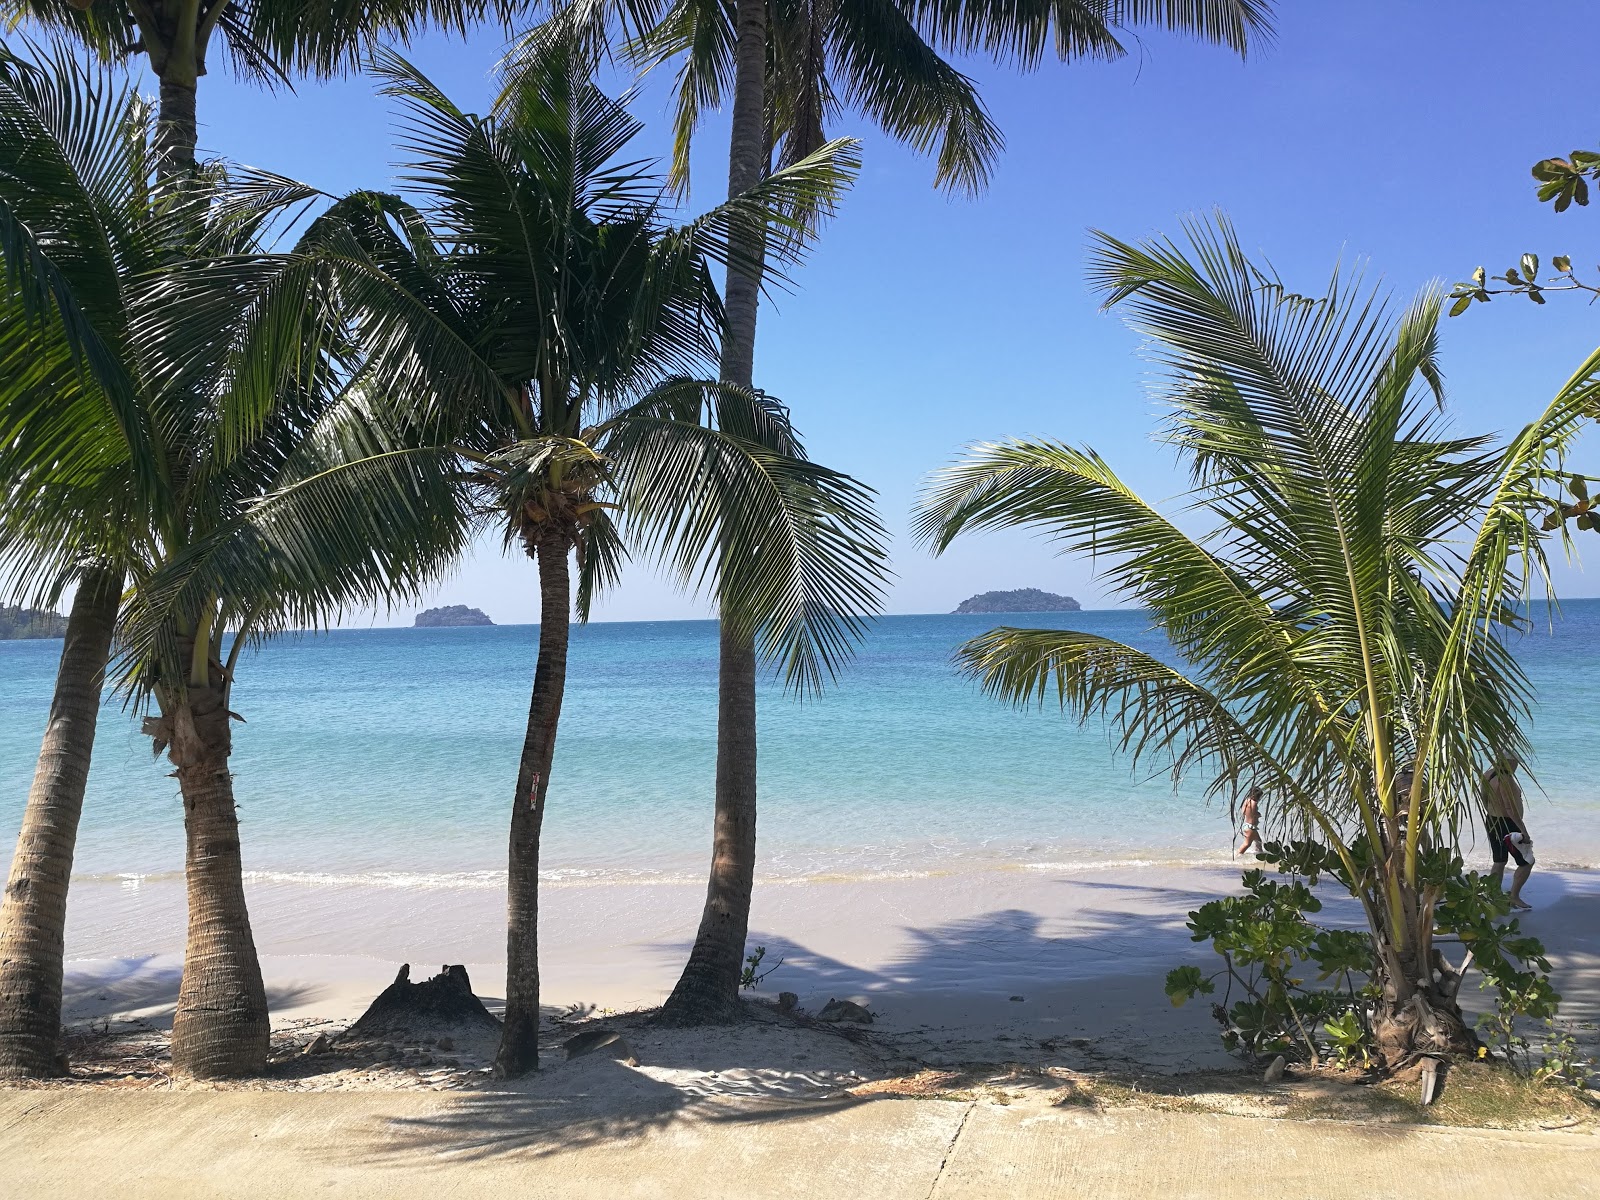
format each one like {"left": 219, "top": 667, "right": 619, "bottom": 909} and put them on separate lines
{"left": 346, "top": 964, "right": 501, "bottom": 1042}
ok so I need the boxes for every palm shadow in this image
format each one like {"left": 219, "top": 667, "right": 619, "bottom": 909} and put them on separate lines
{"left": 369, "top": 1058, "right": 872, "bottom": 1166}
{"left": 62, "top": 957, "right": 322, "bottom": 1029}
{"left": 351, "top": 872, "right": 1600, "bottom": 1165}
{"left": 362, "top": 879, "right": 1238, "bottom": 1166}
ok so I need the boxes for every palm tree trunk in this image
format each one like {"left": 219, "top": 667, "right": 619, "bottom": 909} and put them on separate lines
{"left": 659, "top": 622, "right": 758, "bottom": 1023}
{"left": 1367, "top": 889, "right": 1474, "bottom": 1066}
{"left": 494, "top": 537, "right": 573, "bottom": 1078}
{"left": 658, "top": 0, "right": 769, "bottom": 1026}
{"left": 154, "top": 72, "right": 198, "bottom": 182}
{"left": 0, "top": 565, "right": 122, "bottom": 1079}
{"left": 164, "top": 647, "right": 269, "bottom": 1079}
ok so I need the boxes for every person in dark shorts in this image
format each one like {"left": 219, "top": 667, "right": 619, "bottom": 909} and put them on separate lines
{"left": 1481, "top": 756, "right": 1534, "bottom": 911}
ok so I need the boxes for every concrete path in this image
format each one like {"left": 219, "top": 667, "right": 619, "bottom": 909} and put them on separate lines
{"left": 1, "top": 1089, "right": 1594, "bottom": 1198}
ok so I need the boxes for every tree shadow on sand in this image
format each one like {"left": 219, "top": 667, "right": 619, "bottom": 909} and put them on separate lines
{"left": 62, "top": 957, "right": 321, "bottom": 1028}
{"left": 364, "top": 1057, "right": 875, "bottom": 1166}
{"left": 358, "top": 879, "right": 1238, "bottom": 1166}
{"left": 350, "top": 873, "right": 1600, "bottom": 1165}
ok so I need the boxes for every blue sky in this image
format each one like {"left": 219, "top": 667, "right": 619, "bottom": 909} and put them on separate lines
{"left": 171, "top": 0, "right": 1600, "bottom": 622}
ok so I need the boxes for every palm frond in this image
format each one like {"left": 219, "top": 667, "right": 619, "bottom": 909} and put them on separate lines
{"left": 604, "top": 382, "right": 889, "bottom": 692}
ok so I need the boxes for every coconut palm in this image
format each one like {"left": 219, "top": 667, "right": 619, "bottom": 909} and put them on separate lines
{"left": 0, "top": 0, "right": 521, "bottom": 1079}
{"left": 263, "top": 41, "right": 886, "bottom": 1075}
{"left": 0, "top": 43, "right": 166, "bottom": 1079}
{"left": 0, "top": 45, "right": 470, "bottom": 1077}
{"left": 915, "top": 216, "right": 1600, "bottom": 1064}
{"left": 609, "top": 0, "right": 1275, "bottom": 1023}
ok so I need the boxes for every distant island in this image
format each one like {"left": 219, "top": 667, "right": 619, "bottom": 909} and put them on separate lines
{"left": 953, "top": 588, "right": 1081, "bottom": 614}
{"left": 414, "top": 605, "right": 494, "bottom": 628}
{"left": 0, "top": 605, "right": 68, "bottom": 640}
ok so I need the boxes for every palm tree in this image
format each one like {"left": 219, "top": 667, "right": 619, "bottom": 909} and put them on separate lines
{"left": 4, "top": 2, "right": 522, "bottom": 176}
{"left": 0, "top": 45, "right": 469, "bottom": 1077}
{"left": 0, "top": 0, "right": 514, "bottom": 1080}
{"left": 614, "top": 0, "right": 1277, "bottom": 1024}
{"left": 282, "top": 40, "right": 887, "bottom": 1074}
{"left": 914, "top": 216, "right": 1599, "bottom": 1064}
{"left": 0, "top": 43, "right": 162, "bottom": 1079}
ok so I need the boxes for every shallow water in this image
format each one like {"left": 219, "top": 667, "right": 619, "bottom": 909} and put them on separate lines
{"left": 3, "top": 607, "right": 1598, "bottom": 890}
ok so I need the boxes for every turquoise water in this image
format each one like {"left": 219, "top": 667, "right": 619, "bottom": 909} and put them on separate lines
{"left": 3, "top": 608, "right": 1599, "bottom": 886}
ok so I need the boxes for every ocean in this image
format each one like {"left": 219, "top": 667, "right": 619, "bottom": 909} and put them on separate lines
{"left": 3, "top": 607, "right": 1599, "bottom": 895}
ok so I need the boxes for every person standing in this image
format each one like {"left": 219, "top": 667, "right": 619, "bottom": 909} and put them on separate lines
{"left": 1482, "top": 757, "right": 1535, "bottom": 911}
{"left": 1236, "top": 785, "right": 1264, "bottom": 856}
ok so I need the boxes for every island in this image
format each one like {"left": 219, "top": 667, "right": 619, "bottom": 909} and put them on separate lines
{"left": 953, "top": 588, "right": 1081, "bottom": 614}
{"left": 0, "top": 605, "right": 68, "bottom": 640}
{"left": 414, "top": 605, "right": 494, "bottom": 628}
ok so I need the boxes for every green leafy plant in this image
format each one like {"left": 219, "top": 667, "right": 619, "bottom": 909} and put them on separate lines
{"left": 1532, "top": 149, "right": 1600, "bottom": 212}
{"left": 739, "top": 946, "right": 784, "bottom": 990}
{"left": 1424, "top": 868, "right": 1559, "bottom": 1075}
{"left": 1530, "top": 1021, "right": 1594, "bottom": 1088}
{"left": 1323, "top": 1011, "right": 1371, "bottom": 1070}
{"left": 1448, "top": 147, "right": 1600, "bottom": 310}
{"left": 1164, "top": 867, "right": 1371, "bottom": 1066}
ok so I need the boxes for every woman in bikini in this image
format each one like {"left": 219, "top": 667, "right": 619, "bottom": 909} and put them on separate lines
{"left": 1237, "top": 785, "right": 1264, "bottom": 856}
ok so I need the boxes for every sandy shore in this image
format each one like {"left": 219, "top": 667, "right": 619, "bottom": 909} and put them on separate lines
{"left": 56, "top": 862, "right": 1600, "bottom": 1082}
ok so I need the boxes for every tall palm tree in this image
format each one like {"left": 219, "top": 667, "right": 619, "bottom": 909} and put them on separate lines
{"left": 0, "top": 43, "right": 163, "bottom": 1079}
{"left": 277, "top": 40, "right": 887, "bottom": 1075}
{"left": 613, "top": 0, "right": 1276, "bottom": 1023}
{"left": 0, "top": 45, "right": 469, "bottom": 1077}
{"left": 0, "top": 0, "right": 515, "bottom": 1080}
{"left": 915, "top": 216, "right": 1599, "bottom": 1064}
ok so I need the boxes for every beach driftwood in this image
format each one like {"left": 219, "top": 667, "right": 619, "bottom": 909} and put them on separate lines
{"left": 346, "top": 965, "right": 501, "bottom": 1041}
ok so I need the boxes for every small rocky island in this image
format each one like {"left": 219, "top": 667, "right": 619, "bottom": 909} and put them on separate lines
{"left": 414, "top": 605, "right": 494, "bottom": 628}
{"left": 0, "top": 605, "right": 68, "bottom": 640}
{"left": 953, "top": 588, "right": 1081, "bottom": 614}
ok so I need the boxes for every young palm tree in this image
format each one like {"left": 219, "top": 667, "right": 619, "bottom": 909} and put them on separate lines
{"left": 615, "top": 0, "right": 1276, "bottom": 1023}
{"left": 0, "top": 46, "right": 469, "bottom": 1077}
{"left": 274, "top": 41, "right": 887, "bottom": 1074}
{"left": 915, "top": 216, "right": 1599, "bottom": 1064}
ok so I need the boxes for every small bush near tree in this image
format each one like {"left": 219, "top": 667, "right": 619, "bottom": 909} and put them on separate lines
{"left": 1167, "top": 844, "right": 1560, "bottom": 1072}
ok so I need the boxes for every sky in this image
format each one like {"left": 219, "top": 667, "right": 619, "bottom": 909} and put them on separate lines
{"left": 118, "top": 1, "right": 1600, "bottom": 623}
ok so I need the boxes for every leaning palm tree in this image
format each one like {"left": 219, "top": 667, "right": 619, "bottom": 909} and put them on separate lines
{"left": 0, "top": 43, "right": 167, "bottom": 1078}
{"left": 915, "top": 216, "right": 1599, "bottom": 1064}
{"left": 0, "top": 45, "right": 469, "bottom": 1077}
{"left": 0, "top": 0, "right": 522, "bottom": 1079}
{"left": 266, "top": 40, "right": 886, "bottom": 1075}
{"left": 625, "top": 0, "right": 1276, "bottom": 1024}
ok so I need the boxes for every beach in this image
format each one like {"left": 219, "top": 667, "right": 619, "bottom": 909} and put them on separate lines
{"left": 52, "top": 862, "right": 1600, "bottom": 1089}
{"left": 1, "top": 609, "right": 1596, "bottom": 1085}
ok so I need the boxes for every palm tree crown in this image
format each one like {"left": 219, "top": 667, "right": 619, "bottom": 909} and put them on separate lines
{"left": 619, "top": 0, "right": 1274, "bottom": 195}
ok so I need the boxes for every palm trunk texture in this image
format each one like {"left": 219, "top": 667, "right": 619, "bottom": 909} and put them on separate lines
{"left": 154, "top": 72, "right": 198, "bottom": 182}
{"left": 165, "top": 642, "right": 270, "bottom": 1079}
{"left": 658, "top": 0, "right": 769, "bottom": 1026}
{"left": 146, "top": 14, "right": 271, "bottom": 1081}
{"left": 0, "top": 566, "right": 123, "bottom": 1078}
{"left": 1370, "top": 899, "right": 1475, "bottom": 1065}
{"left": 495, "top": 538, "right": 573, "bottom": 1077}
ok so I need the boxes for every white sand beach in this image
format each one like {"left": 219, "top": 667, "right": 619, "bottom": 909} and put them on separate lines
{"left": 51, "top": 862, "right": 1600, "bottom": 1100}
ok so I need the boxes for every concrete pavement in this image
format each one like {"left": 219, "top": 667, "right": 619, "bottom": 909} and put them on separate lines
{"left": 0, "top": 1087, "right": 1594, "bottom": 1198}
